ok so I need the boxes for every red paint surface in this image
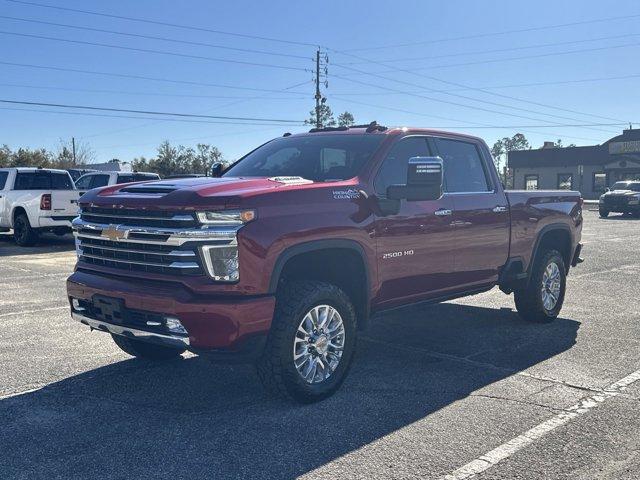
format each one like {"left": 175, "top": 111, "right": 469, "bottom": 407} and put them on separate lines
{"left": 69, "top": 128, "right": 582, "bottom": 350}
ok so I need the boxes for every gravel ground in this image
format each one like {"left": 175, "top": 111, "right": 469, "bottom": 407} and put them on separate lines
{"left": 0, "top": 209, "right": 638, "bottom": 480}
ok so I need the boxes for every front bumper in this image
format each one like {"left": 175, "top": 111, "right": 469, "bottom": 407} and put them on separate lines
{"left": 67, "top": 270, "right": 276, "bottom": 358}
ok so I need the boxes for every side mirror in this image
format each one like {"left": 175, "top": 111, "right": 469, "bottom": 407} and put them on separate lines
{"left": 605, "top": 187, "right": 610, "bottom": 192}
{"left": 211, "top": 162, "right": 224, "bottom": 178}
{"left": 387, "top": 156, "right": 443, "bottom": 201}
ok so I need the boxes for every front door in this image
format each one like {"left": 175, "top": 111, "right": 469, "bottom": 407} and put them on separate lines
{"left": 432, "top": 136, "right": 510, "bottom": 288}
{"left": 372, "top": 136, "right": 456, "bottom": 308}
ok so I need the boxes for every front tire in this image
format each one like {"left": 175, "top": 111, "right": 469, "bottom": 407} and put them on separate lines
{"left": 110, "top": 334, "right": 186, "bottom": 360}
{"left": 599, "top": 208, "right": 609, "bottom": 218}
{"left": 257, "top": 280, "right": 357, "bottom": 403}
{"left": 514, "top": 249, "right": 566, "bottom": 323}
{"left": 13, "top": 213, "right": 38, "bottom": 246}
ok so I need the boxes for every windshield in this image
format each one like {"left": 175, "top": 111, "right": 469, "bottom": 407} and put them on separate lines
{"left": 612, "top": 181, "right": 640, "bottom": 191}
{"left": 223, "top": 134, "right": 385, "bottom": 182}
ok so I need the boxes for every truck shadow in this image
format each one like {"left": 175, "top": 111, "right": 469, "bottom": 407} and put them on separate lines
{"left": 0, "top": 232, "right": 75, "bottom": 256}
{"left": 1, "top": 302, "right": 579, "bottom": 479}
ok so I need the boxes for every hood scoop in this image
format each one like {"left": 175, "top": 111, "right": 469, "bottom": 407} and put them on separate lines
{"left": 118, "top": 184, "right": 177, "bottom": 195}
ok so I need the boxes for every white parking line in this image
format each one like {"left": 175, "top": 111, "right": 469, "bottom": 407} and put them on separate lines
{"left": 442, "top": 368, "right": 640, "bottom": 479}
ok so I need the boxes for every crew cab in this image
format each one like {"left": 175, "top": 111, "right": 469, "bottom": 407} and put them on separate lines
{"left": 67, "top": 124, "right": 583, "bottom": 402}
{"left": 0, "top": 168, "right": 80, "bottom": 246}
{"left": 74, "top": 171, "right": 160, "bottom": 194}
{"left": 598, "top": 180, "right": 640, "bottom": 217}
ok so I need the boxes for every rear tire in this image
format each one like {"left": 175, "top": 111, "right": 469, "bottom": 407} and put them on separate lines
{"left": 257, "top": 280, "right": 357, "bottom": 403}
{"left": 13, "top": 213, "right": 38, "bottom": 246}
{"left": 110, "top": 334, "right": 185, "bottom": 360}
{"left": 514, "top": 249, "right": 566, "bottom": 323}
{"left": 599, "top": 208, "right": 609, "bottom": 218}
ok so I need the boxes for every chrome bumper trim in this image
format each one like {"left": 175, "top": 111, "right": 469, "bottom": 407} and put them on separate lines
{"left": 71, "top": 311, "right": 190, "bottom": 348}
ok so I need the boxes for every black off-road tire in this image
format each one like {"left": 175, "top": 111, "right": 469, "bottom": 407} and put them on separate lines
{"left": 110, "top": 334, "right": 186, "bottom": 360}
{"left": 598, "top": 208, "right": 609, "bottom": 218}
{"left": 257, "top": 280, "right": 357, "bottom": 403}
{"left": 13, "top": 213, "right": 39, "bottom": 247}
{"left": 514, "top": 249, "right": 566, "bottom": 323}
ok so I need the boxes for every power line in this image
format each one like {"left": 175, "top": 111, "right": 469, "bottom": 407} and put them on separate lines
{"left": 0, "top": 15, "right": 311, "bottom": 60}
{"left": 0, "top": 31, "right": 310, "bottom": 72}
{"left": 328, "top": 73, "right": 640, "bottom": 95}
{"left": 331, "top": 97, "right": 604, "bottom": 143}
{"left": 0, "top": 61, "right": 310, "bottom": 94}
{"left": 3, "top": 0, "right": 318, "bottom": 48}
{"left": 330, "top": 49, "right": 627, "bottom": 126}
{"left": 330, "top": 68, "right": 620, "bottom": 134}
{"left": 0, "top": 106, "right": 306, "bottom": 126}
{"left": 0, "top": 82, "right": 310, "bottom": 100}
{"left": 339, "top": 32, "right": 640, "bottom": 65}
{"left": 333, "top": 40, "right": 640, "bottom": 74}
{"left": 341, "top": 12, "right": 640, "bottom": 52}
{"left": 0, "top": 99, "right": 305, "bottom": 123}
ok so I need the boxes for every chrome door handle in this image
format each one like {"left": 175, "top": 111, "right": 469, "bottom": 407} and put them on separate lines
{"left": 435, "top": 209, "right": 452, "bottom": 216}
{"left": 492, "top": 206, "right": 508, "bottom": 213}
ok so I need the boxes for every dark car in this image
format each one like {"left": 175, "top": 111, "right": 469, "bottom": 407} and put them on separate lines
{"left": 598, "top": 181, "right": 640, "bottom": 217}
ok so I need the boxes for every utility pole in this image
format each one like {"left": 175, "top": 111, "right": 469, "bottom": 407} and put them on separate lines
{"left": 313, "top": 48, "right": 329, "bottom": 128}
{"left": 71, "top": 137, "right": 77, "bottom": 164}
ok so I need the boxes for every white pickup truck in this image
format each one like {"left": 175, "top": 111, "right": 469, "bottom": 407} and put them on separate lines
{"left": 0, "top": 168, "right": 81, "bottom": 246}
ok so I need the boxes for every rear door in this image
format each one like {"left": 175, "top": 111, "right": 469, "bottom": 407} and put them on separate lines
{"left": 431, "top": 137, "right": 510, "bottom": 288}
{"left": 373, "top": 136, "right": 456, "bottom": 307}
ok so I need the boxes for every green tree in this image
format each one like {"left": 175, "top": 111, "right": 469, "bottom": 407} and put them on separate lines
{"left": 337, "top": 111, "right": 355, "bottom": 127}
{"left": 553, "top": 139, "right": 576, "bottom": 148}
{"left": 305, "top": 104, "right": 336, "bottom": 128}
{"left": 491, "top": 133, "right": 530, "bottom": 186}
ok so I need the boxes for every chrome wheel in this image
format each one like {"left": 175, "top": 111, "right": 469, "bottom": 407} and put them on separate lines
{"left": 293, "top": 305, "right": 345, "bottom": 384}
{"left": 541, "top": 261, "right": 562, "bottom": 311}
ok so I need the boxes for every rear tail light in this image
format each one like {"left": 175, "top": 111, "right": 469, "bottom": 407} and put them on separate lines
{"left": 579, "top": 197, "right": 584, "bottom": 208}
{"left": 40, "top": 194, "right": 51, "bottom": 210}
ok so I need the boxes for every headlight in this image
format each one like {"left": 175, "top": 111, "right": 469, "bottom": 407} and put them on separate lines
{"left": 196, "top": 209, "right": 256, "bottom": 225}
{"left": 200, "top": 245, "right": 239, "bottom": 282}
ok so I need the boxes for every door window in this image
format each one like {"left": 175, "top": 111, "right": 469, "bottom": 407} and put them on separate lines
{"left": 89, "top": 175, "right": 110, "bottom": 188}
{"left": 434, "top": 138, "right": 491, "bottom": 193}
{"left": 0, "top": 171, "right": 8, "bottom": 190}
{"left": 374, "top": 137, "right": 430, "bottom": 196}
{"left": 74, "top": 175, "right": 92, "bottom": 189}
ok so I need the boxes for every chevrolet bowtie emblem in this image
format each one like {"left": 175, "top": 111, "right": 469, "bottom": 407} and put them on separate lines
{"left": 101, "top": 224, "right": 128, "bottom": 241}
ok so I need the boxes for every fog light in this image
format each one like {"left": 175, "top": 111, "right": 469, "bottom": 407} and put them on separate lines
{"left": 201, "top": 245, "right": 239, "bottom": 282}
{"left": 165, "top": 316, "right": 188, "bottom": 335}
{"left": 71, "top": 298, "right": 85, "bottom": 312}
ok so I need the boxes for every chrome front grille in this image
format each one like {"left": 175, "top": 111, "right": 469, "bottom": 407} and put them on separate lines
{"left": 73, "top": 209, "right": 240, "bottom": 278}
{"left": 80, "top": 206, "right": 198, "bottom": 228}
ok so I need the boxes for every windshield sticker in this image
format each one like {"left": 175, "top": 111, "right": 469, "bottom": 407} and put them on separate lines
{"left": 332, "top": 188, "right": 361, "bottom": 200}
{"left": 268, "top": 176, "right": 314, "bottom": 185}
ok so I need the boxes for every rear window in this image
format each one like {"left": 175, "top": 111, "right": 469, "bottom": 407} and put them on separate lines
{"left": 14, "top": 171, "right": 74, "bottom": 190}
{"left": 0, "top": 171, "right": 8, "bottom": 190}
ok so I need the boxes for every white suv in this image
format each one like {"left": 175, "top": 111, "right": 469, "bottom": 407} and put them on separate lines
{"left": 74, "top": 171, "right": 160, "bottom": 193}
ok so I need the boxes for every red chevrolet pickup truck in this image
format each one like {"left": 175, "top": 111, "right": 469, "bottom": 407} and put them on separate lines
{"left": 67, "top": 124, "right": 583, "bottom": 402}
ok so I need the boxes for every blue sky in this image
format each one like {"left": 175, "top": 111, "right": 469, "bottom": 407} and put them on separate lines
{"left": 2, "top": 0, "right": 640, "bottom": 164}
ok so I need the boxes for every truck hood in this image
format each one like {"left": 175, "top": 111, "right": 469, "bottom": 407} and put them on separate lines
{"left": 81, "top": 175, "right": 350, "bottom": 209}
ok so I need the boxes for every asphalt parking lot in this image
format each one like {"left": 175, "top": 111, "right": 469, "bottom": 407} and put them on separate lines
{"left": 0, "top": 209, "right": 639, "bottom": 480}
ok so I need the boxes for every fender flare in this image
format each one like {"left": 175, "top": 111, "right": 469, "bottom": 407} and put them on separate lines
{"left": 268, "top": 239, "right": 372, "bottom": 322}
{"left": 527, "top": 222, "right": 573, "bottom": 280}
